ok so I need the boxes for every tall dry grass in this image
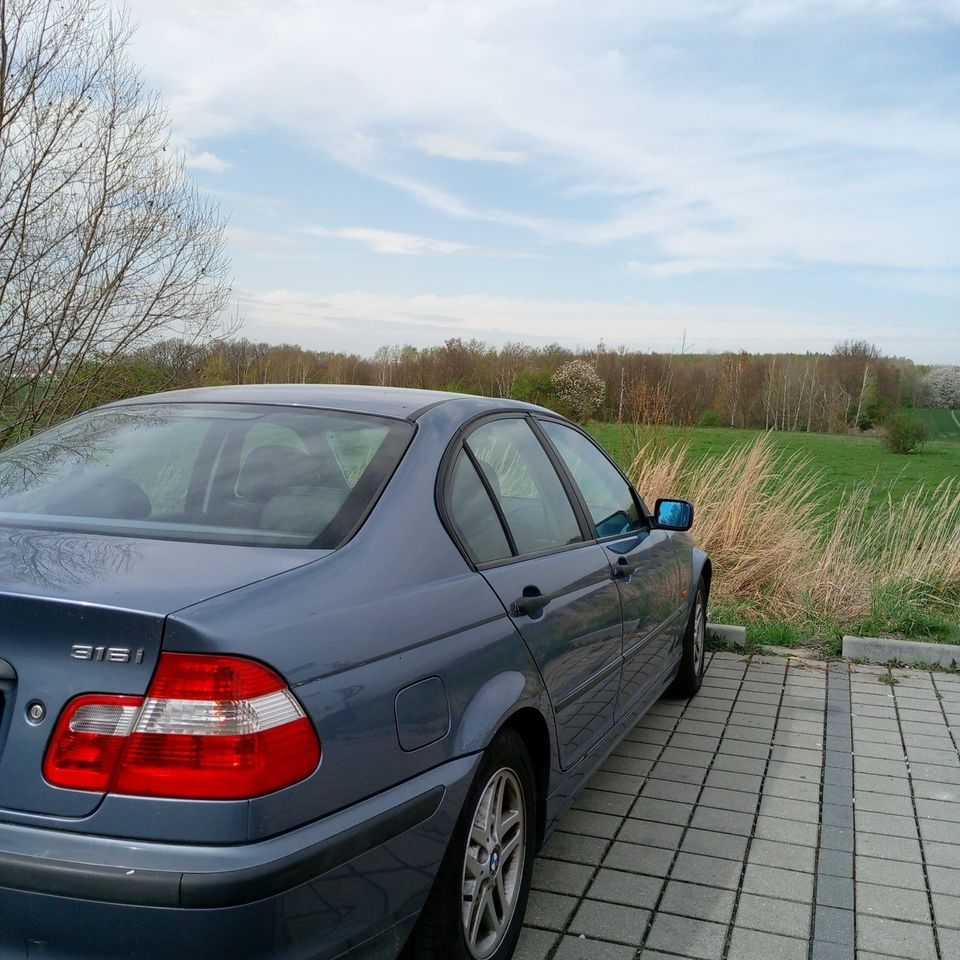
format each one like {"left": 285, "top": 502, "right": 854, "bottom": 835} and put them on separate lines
{"left": 629, "top": 433, "right": 960, "bottom": 632}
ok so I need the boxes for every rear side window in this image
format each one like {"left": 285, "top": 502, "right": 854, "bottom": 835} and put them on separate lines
{"left": 448, "top": 452, "right": 512, "bottom": 564}
{"left": 540, "top": 421, "right": 644, "bottom": 538}
{"left": 0, "top": 404, "right": 412, "bottom": 548}
{"left": 465, "top": 419, "right": 582, "bottom": 556}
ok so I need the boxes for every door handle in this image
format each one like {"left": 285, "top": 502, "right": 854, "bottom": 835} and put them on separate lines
{"left": 511, "top": 588, "right": 554, "bottom": 618}
{"left": 612, "top": 559, "right": 639, "bottom": 580}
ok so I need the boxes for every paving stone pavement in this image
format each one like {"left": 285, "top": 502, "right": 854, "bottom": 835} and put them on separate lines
{"left": 515, "top": 651, "right": 960, "bottom": 960}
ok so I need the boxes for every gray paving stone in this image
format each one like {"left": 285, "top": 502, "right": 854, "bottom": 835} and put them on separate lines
{"left": 558, "top": 809, "right": 623, "bottom": 839}
{"left": 645, "top": 912, "right": 728, "bottom": 960}
{"left": 658, "top": 880, "right": 736, "bottom": 924}
{"left": 574, "top": 787, "right": 636, "bottom": 817}
{"left": 822, "top": 803, "right": 855, "bottom": 829}
{"left": 916, "top": 797, "right": 960, "bottom": 823}
{"left": 735, "top": 893, "right": 812, "bottom": 939}
{"left": 640, "top": 778, "right": 701, "bottom": 805}
{"left": 922, "top": 840, "right": 960, "bottom": 868}
{"left": 763, "top": 775, "right": 821, "bottom": 803}
{"left": 670, "top": 851, "right": 743, "bottom": 890}
{"left": 689, "top": 806, "right": 755, "bottom": 836}
{"left": 523, "top": 889, "right": 579, "bottom": 930}
{"left": 540, "top": 831, "right": 609, "bottom": 866}
{"left": 748, "top": 838, "right": 816, "bottom": 873}
{"left": 589, "top": 771, "right": 648, "bottom": 795}
{"left": 755, "top": 814, "right": 819, "bottom": 847}
{"left": 658, "top": 747, "right": 715, "bottom": 769}
{"left": 742, "top": 863, "right": 814, "bottom": 903}
{"left": 532, "top": 858, "right": 596, "bottom": 896}
{"left": 649, "top": 761, "right": 708, "bottom": 786}
{"left": 814, "top": 904, "right": 855, "bottom": 945}
{"left": 553, "top": 936, "right": 635, "bottom": 960}
{"left": 515, "top": 926, "right": 558, "bottom": 960}
{"left": 910, "top": 762, "right": 960, "bottom": 785}
{"left": 816, "top": 874, "right": 854, "bottom": 909}
{"left": 855, "top": 771, "right": 911, "bottom": 794}
{"left": 759, "top": 795, "right": 821, "bottom": 823}
{"left": 856, "top": 915, "right": 937, "bottom": 960}
{"left": 704, "top": 765, "right": 763, "bottom": 790}
{"left": 919, "top": 817, "right": 960, "bottom": 845}
{"left": 857, "top": 881, "right": 931, "bottom": 922}
{"left": 855, "top": 855, "right": 927, "bottom": 890}
{"left": 602, "top": 755, "right": 656, "bottom": 778}
{"left": 818, "top": 848, "right": 853, "bottom": 878}
{"left": 679, "top": 827, "right": 748, "bottom": 861}
{"left": 669, "top": 732, "right": 721, "bottom": 753}
{"left": 718, "top": 737, "right": 771, "bottom": 759}
{"left": 586, "top": 868, "right": 664, "bottom": 909}
{"left": 727, "top": 926, "right": 807, "bottom": 960}
{"left": 698, "top": 785, "right": 758, "bottom": 813}
{"left": 619, "top": 818, "right": 685, "bottom": 850}
{"left": 856, "top": 830, "right": 923, "bottom": 862}
{"left": 819, "top": 825, "right": 854, "bottom": 853}
{"left": 854, "top": 789, "right": 915, "bottom": 817}
{"left": 602, "top": 841, "right": 675, "bottom": 877}
{"left": 938, "top": 929, "right": 960, "bottom": 960}
{"left": 569, "top": 899, "right": 650, "bottom": 946}
{"left": 912, "top": 780, "right": 960, "bottom": 802}
{"left": 927, "top": 864, "right": 960, "bottom": 896}
{"left": 765, "top": 760, "right": 821, "bottom": 784}
{"left": 630, "top": 797, "right": 693, "bottom": 827}
{"left": 857, "top": 810, "right": 918, "bottom": 838}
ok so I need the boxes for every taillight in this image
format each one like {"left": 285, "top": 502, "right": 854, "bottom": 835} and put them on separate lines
{"left": 43, "top": 654, "right": 321, "bottom": 799}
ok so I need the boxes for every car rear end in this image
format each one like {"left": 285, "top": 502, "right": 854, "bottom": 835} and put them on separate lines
{"left": 0, "top": 397, "right": 467, "bottom": 960}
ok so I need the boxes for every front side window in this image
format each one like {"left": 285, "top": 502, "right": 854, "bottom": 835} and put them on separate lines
{"left": 465, "top": 418, "right": 582, "bottom": 556}
{"left": 0, "top": 404, "right": 411, "bottom": 547}
{"left": 540, "top": 421, "right": 644, "bottom": 538}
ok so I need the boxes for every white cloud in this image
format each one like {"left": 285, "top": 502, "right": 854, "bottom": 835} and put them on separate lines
{"left": 233, "top": 288, "right": 950, "bottom": 358}
{"left": 414, "top": 133, "right": 526, "bottom": 165}
{"left": 124, "top": 0, "right": 960, "bottom": 308}
{"left": 184, "top": 150, "right": 230, "bottom": 174}
{"left": 307, "top": 226, "right": 474, "bottom": 256}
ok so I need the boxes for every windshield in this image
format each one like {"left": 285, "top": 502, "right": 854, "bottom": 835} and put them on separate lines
{"left": 0, "top": 404, "right": 413, "bottom": 548}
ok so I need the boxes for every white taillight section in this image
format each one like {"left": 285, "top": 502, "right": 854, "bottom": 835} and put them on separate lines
{"left": 133, "top": 689, "right": 306, "bottom": 737}
{"left": 44, "top": 653, "right": 321, "bottom": 799}
{"left": 68, "top": 702, "right": 140, "bottom": 737}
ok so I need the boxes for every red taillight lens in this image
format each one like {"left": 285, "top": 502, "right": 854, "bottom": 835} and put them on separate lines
{"left": 43, "top": 654, "right": 321, "bottom": 799}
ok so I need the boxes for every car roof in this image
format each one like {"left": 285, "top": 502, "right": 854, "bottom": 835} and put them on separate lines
{"left": 110, "top": 383, "right": 549, "bottom": 420}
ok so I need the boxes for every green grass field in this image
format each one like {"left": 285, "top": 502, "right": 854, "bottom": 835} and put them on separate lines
{"left": 588, "top": 419, "right": 960, "bottom": 518}
{"left": 915, "top": 407, "right": 960, "bottom": 442}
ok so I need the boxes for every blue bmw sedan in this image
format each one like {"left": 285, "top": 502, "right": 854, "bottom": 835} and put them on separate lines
{"left": 0, "top": 385, "right": 709, "bottom": 960}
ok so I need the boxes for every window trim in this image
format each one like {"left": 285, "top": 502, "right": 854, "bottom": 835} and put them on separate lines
{"left": 532, "top": 415, "right": 653, "bottom": 544}
{"left": 436, "top": 411, "right": 598, "bottom": 570}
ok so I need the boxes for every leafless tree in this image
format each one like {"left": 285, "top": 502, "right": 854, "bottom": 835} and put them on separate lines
{"left": 0, "top": 0, "right": 230, "bottom": 445}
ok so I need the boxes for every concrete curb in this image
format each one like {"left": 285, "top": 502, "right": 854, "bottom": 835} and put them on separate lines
{"left": 842, "top": 634, "right": 960, "bottom": 669}
{"left": 706, "top": 622, "right": 746, "bottom": 648}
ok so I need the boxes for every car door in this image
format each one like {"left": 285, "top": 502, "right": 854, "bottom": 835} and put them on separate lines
{"left": 443, "top": 416, "right": 623, "bottom": 769}
{"left": 537, "top": 420, "right": 686, "bottom": 719}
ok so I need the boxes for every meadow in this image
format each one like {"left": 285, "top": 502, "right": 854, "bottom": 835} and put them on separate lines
{"left": 589, "top": 414, "right": 960, "bottom": 655}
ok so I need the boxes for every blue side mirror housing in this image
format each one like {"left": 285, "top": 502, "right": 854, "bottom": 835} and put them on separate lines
{"left": 654, "top": 498, "right": 694, "bottom": 531}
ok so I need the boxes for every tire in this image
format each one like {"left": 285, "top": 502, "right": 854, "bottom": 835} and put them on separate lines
{"left": 403, "top": 728, "right": 537, "bottom": 960}
{"left": 667, "top": 579, "right": 707, "bottom": 698}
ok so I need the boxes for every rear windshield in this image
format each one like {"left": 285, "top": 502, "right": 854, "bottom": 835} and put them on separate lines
{"left": 0, "top": 404, "right": 413, "bottom": 548}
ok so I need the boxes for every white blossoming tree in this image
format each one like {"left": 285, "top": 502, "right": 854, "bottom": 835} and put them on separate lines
{"left": 552, "top": 360, "right": 606, "bottom": 422}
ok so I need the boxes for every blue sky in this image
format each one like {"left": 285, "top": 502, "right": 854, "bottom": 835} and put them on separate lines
{"left": 126, "top": 0, "right": 960, "bottom": 361}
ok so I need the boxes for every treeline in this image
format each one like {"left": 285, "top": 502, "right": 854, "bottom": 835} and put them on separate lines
{"left": 54, "top": 336, "right": 926, "bottom": 434}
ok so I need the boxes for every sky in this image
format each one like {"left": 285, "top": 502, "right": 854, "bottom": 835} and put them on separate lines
{"left": 124, "top": 0, "right": 960, "bottom": 362}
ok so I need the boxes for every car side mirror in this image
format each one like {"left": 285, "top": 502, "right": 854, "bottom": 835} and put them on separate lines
{"left": 654, "top": 498, "right": 694, "bottom": 531}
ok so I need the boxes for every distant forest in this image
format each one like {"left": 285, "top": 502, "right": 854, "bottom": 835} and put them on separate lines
{"left": 57, "top": 336, "right": 935, "bottom": 435}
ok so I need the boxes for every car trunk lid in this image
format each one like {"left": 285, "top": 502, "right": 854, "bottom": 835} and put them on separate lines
{"left": 0, "top": 525, "right": 328, "bottom": 818}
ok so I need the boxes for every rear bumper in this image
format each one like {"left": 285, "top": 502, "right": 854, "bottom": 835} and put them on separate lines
{"left": 0, "top": 753, "right": 479, "bottom": 960}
